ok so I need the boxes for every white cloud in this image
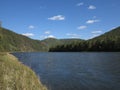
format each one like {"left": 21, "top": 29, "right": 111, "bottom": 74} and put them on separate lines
{"left": 28, "top": 25, "right": 35, "bottom": 29}
{"left": 91, "top": 30, "right": 102, "bottom": 34}
{"left": 88, "top": 5, "right": 96, "bottom": 10}
{"left": 110, "top": 27, "right": 117, "bottom": 30}
{"left": 77, "top": 2, "right": 84, "bottom": 6}
{"left": 77, "top": 25, "right": 87, "bottom": 30}
{"left": 66, "top": 33, "right": 80, "bottom": 38}
{"left": 91, "top": 30, "right": 103, "bottom": 38}
{"left": 91, "top": 34, "right": 99, "bottom": 38}
{"left": 47, "top": 35, "right": 55, "bottom": 38}
{"left": 45, "top": 31, "right": 51, "bottom": 34}
{"left": 40, "top": 31, "right": 55, "bottom": 39}
{"left": 22, "top": 33, "right": 34, "bottom": 37}
{"left": 86, "top": 19, "right": 99, "bottom": 24}
{"left": 48, "top": 15, "right": 65, "bottom": 21}
{"left": 40, "top": 35, "right": 55, "bottom": 39}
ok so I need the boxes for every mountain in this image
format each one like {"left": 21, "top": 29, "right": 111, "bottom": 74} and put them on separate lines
{"left": 87, "top": 26, "right": 120, "bottom": 51}
{"left": 41, "top": 38, "right": 62, "bottom": 49}
{"left": 49, "top": 26, "right": 120, "bottom": 52}
{"left": 0, "top": 27, "right": 80, "bottom": 52}
{"left": 49, "top": 39, "right": 85, "bottom": 52}
{"left": 60, "top": 39, "right": 84, "bottom": 44}
{"left": 0, "top": 27, "right": 47, "bottom": 52}
{"left": 0, "top": 26, "right": 120, "bottom": 52}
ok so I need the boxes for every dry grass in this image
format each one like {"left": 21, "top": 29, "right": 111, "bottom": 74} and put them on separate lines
{"left": 0, "top": 53, "right": 47, "bottom": 90}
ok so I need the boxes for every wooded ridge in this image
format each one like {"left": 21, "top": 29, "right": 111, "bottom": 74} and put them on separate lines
{"left": 0, "top": 26, "right": 120, "bottom": 52}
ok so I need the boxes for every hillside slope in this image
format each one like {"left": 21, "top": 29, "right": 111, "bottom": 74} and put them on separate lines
{"left": 49, "top": 26, "right": 120, "bottom": 51}
{"left": 0, "top": 28, "right": 47, "bottom": 52}
{"left": 87, "top": 26, "right": 120, "bottom": 51}
{"left": 0, "top": 53, "right": 47, "bottom": 90}
{"left": 0, "top": 26, "right": 120, "bottom": 52}
{"left": 41, "top": 38, "right": 62, "bottom": 49}
{"left": 41, "top": 38, "right": 84, "bottom": 49}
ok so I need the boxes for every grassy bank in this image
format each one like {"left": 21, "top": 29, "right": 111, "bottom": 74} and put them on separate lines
{"left": 0, "top": 52, "right": 47, "bottom": 90}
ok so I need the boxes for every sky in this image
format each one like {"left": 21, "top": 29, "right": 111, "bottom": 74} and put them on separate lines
{"left": 0, "top": 0, "right": 120, "bottom": 40}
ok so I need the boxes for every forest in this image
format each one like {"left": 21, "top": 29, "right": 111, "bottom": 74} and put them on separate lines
{"left": 49, "top": 27, "right": 120, "bottom": 52}
{"left": 0, "top": 26, "right": 120, "bottom": 52}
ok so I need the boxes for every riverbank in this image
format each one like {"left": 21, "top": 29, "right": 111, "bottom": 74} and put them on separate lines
{"left": 0, "top": 52, "right": 47, "bottom": 90}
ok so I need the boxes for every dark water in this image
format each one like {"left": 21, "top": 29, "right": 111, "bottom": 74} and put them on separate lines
{"left": 13, "top": 52, "right": 120, "bottom": 90}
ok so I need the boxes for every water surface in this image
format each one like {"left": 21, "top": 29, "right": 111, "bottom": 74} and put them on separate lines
{"left": 13, "top": 52, "right": 120, "bottom": 90}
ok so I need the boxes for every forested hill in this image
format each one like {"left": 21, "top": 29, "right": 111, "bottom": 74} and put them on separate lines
{"left": 49, "top": 27, "right": 120, "bottom": 52}
{"left": 0, "top": 27, "right": 83, "bottom": 52}
{"left": 41, "top": 38, "right": 84, "bottom": 49}
{"left": 87, "top": 26, "right": 120, "bottom": 51}
{"left": 90, "top": 26, "right": 120, "bottom": 40}
{"left": 0, "top": 27, "right": 48, "bottom": 52}
{"left": 0, "top": 26, "right": 120, "bottom": 52}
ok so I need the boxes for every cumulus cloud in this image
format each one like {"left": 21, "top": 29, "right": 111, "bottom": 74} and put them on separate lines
{"left": 40, "top": 31, "right": 55, "bottom": 39}
{"left": 91, "top": 30, "right": 102, "bottom": 34}
{"left": 45, "top": 31, "right": 51, "bottom": 34}
{"left": 77, "top": 25, "right": 87, "bottom": 30}
{"left": 91, "top": 34, "right": 99, "bottom": 38}
{"left": 48, "top": 15, "right": 65, "bottom": 21}
{"left": 77, "top": 2, "right": 84, "bottom": 6}
{"left": 88, "top": 5, "right": 96, "bottom": 10}
{"left": 86, "top": 19, "right": 99, "bottom": 24}
{"left": 66, "top": 33, "right": 80, "bottom": 38}
{"left": 22, "top": 33, "right": 34, "bottom": 37}
{"left": 28, "top": 25, "right": 35, "bottom": 29}
{"left": 47, "top": 35, "right": 55, "bottom": 38}
{"left": 110, "top": 27, "right": 117, "bottom": 30}
{"left": 40, "top": 35, "right": 55, "bottom": 39}
{"left": 91, "top": 30, "right": 103, "bottom": 38}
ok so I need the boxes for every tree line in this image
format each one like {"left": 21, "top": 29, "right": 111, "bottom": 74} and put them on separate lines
{"left": 49, "top": 27, "right": 120, "bottom": 52}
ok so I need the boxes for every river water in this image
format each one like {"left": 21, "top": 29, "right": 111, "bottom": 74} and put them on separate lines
{"left": 13, "top": 52, "right": 120, "bottom": 90}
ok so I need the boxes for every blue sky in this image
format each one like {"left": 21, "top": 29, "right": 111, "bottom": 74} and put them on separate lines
{"left": 0, "top": 0, "right": 120, "bottom": 40}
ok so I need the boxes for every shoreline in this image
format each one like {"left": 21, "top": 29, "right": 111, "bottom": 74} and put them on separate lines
{"left": 0, "top": 52, "right": 47, "bottom": 90}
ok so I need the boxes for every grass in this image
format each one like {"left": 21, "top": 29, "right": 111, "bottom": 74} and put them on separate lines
{"left": 0, "top": 52, "right": 47, "bottom": 90}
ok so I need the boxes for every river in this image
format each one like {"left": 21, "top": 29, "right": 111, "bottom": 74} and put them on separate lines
{"left": 13, "top": 52, "right": 120, "bottom": 90}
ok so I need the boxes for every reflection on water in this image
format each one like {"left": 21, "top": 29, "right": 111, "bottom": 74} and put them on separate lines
{"left": 13, "top": 52, "right": 120, "bottom": 90}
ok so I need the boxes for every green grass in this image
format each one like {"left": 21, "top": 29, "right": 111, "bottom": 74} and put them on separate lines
{"left": 0, "top": 52, "right": 47, "bottom": 90}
